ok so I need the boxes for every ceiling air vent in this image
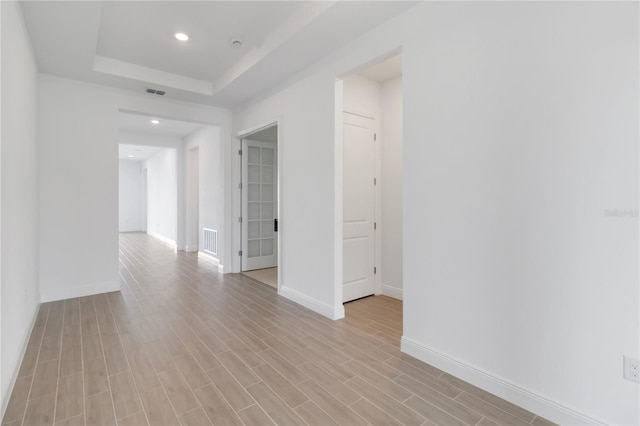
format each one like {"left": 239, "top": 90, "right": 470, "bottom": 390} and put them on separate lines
{"left": 145, "top": 88, "right": 166, "bottom": 96}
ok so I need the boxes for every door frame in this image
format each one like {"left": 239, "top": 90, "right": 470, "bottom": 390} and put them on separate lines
{"left": 335, "top": 49, "right": 401, "bottom": 310}
{"left": 342, "top": 110, "right": 382, "bottom": 301}
{"left": 233, "top": 120, "right": 282, "bottom": 291}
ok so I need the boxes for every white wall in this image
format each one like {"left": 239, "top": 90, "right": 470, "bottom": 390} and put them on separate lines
{"left": 185, "top": 147, "right": 199, "bottom": 251}
{"left": 343, "top": 74, "right": 381, "bottom": 119}
{"left": 140, "top": 169, "right": 147, "bottom": 232}
{"left": 402, "top": 3, "right": 637, "bottom": 425}
{"left": 144, "top": 148, "right": 177, "bottom": 245}
{"left": 232, "top": 75, "right": 341, "bottom": 319}
{"left": 118, "top": 159, "right": 143, "bottom": 232}
{"left": 38, "top": 74, "right": 231, "bottom": 303}
{"left": 232, "top": 2, "right": 638, "bottom": 424}
{"left": 380, "top": 76, "right": 403, "bottom": 299}
{"left": 1, "top": 0, "right": 41, "bottom": 414}
{"left": 184, "top": 126, "right": 224, "bottom": 262}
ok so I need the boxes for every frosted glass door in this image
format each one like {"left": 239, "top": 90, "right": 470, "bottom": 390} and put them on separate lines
{"left": 242, "top": 139, "right": 277, "bottom": 271}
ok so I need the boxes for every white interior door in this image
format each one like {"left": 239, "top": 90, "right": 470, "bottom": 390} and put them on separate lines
{"left": 242, "top": 139, "right": 278, "bottom": 271}
{"left": 343, "top": 112, "right": 376, "bottom": 302}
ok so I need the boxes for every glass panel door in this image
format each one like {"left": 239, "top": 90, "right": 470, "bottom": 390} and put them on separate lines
{"left": 242, "top": 139, "right": 277, "bottom": 271}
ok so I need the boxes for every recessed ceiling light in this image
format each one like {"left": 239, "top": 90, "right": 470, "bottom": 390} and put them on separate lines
{"left": 175, "top": 32, "right": 189, "bottom": 41}
{"left": 150, "top": 119, "right": 160, "bottom": 125}
{"left": 127, "top": 155, "right": 134, "bottom": 158}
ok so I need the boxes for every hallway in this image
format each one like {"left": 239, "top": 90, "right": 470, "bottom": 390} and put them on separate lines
{"left": 2, "top": 233, "right": 552, "bottom": 426}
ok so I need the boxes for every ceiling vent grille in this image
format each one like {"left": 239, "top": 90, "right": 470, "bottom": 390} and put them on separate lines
{"left": 146, "top": 88, "right": 166, "bottom": 96}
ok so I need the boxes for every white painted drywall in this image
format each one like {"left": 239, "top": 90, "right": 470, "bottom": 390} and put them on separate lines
{"left": 140, "top": 169, "right": 147, "bottom": 232}
{"left": 402, "top": 3, "right": 638, "bottom": 424}
{"left": 1, "top": 0, "right": 41, "bottom": 413}
{"left": 232, "top": 76, "right": 340, "bottom": 317}
{"left": 144, "top": 149, "right": 177, "bottom": 245}
{"left": 380, "top": 76, "right": 403, "bottom": 299}
{"left": 185, "top": 147, "right": 199, "bottom": 251}
{"left": 231, "top": 2, "right": 638, "bottom": 424}
{"left": 38, "top": 74, "right": 231, "bottom": 302}
{"left": 118, "top": 159, "right": 143, "bottom": 232}
{"left": 343, "top": 74, "right": 381, "bottom": 119}
{"left": 184, "top": 126, "right": 224, "bottom": 261}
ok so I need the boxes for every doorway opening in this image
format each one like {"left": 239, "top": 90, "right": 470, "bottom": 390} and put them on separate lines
{"left": 338, "top": 52, "right": 404, "bottom": 305}
{"left": 238, "top": 123, "right": 279, "bottom": 289}
{"left": 119, "top": 143, "right": 176, "bottom": 245}
{"left": 117, "top": 111, "right": 223, "bottom": 268}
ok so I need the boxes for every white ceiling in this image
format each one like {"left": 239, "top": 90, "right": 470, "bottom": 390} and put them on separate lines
{"left": 20, "top": 1, "right": 416, "bottom": 108}
{"left": 97, "top": 2, "right": 305, "bottom": 83}
{"left": 118, "top": 144, "right": 162, "bottom": 161}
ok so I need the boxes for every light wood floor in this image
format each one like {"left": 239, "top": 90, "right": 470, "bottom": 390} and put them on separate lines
{"left": 2, "top": 232, "right": 555, "bottom": 426}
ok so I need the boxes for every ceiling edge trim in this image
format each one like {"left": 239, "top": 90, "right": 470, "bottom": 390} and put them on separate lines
{"left": 93, "top": 55, "right": 213, "bottom": 95}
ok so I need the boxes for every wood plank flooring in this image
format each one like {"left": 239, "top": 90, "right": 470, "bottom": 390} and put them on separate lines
{"left": 2, "top": 232, "right": 555, "bottom": 426}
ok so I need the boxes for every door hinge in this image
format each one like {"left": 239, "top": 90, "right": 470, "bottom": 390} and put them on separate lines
{"left": 374, "top": 222, "right": 377, "bottom": 230}
{"left": 238, "top": 250, "right": 243, "bottom": 256}
{"left": 374, "top": 267, "right": 377, "bottom": 274}
{"left": 374, "top": 133, "right": 377, "bottom": 141}
{"left": 238, "top": 183, "right": 242, "bottom": 189}
{"left": 238, "top": 149, "right": 243, "bottom": 155}
{"left": 238, "top": 217, "right": 243, "bottom": 223}
{"left": 374, "top": 177, "right": 377, "bottom": 186}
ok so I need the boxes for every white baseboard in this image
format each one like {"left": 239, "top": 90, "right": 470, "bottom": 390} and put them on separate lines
{"left": 401, "top": 337, "right": 605, "bottom": 426}
{"left": 1, "top": 303, "right": 40, "bottom": 420}
{"left": 381, "top": 284, "right": 403, "bottom": 300}
{"left": 279, "top": 285, "right": 345, "bottom": 320}
{"left": 40, "top": 280, "right": 121, "bottom": 303}
{"left": 183, "top": 245, "right": 198, "bottom": 252}
{"left": 197, "top": 252, "right": 223, "bottom": 273}
{"left": 147, "top": 232, "right": 177, "bottom": 248}
{"left": 198, "top": 251, "right": 219, "bottom": 264}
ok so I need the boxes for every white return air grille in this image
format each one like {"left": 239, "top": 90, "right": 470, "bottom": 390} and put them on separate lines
{"left": 203, "top": 228, "right": 218, "bottom": 255}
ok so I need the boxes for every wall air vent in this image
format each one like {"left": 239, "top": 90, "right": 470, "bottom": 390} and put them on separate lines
{"left": 203, "top": 228, "right": 218, "bottom": 255}
{"left": 145, "top": 88, "right": 166, "bottom": 96}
